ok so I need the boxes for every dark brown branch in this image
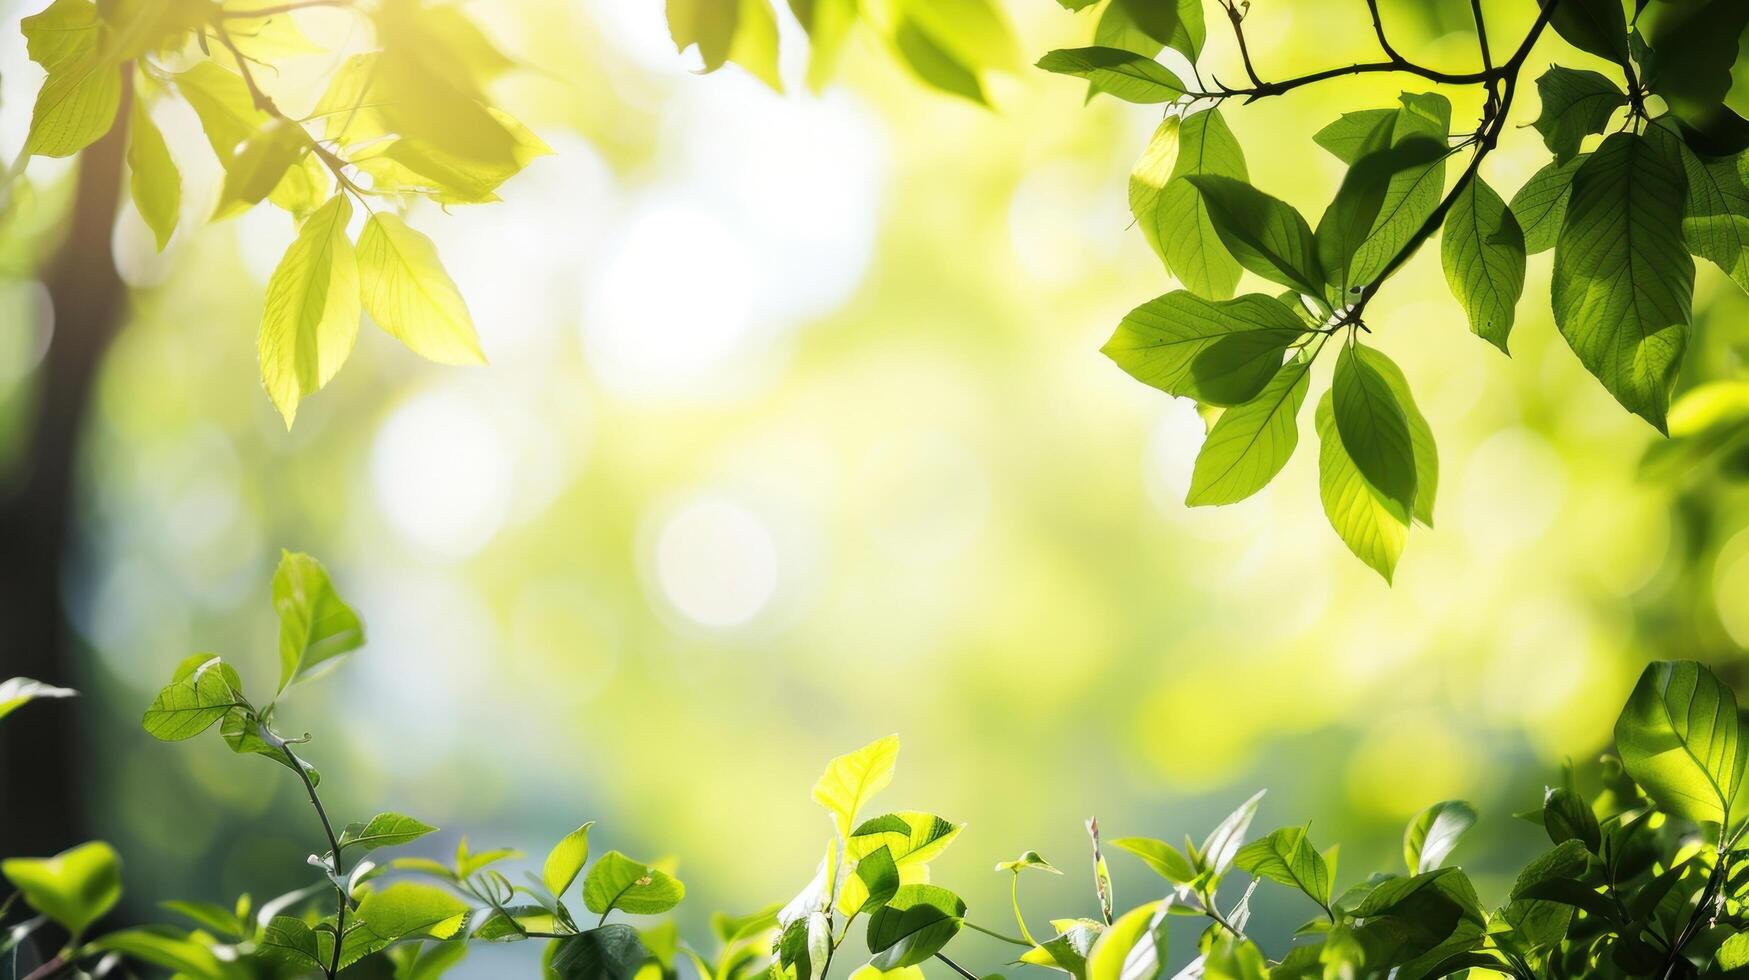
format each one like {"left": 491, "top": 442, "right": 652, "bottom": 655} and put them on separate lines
{"left": 1365, "top": 0, "right": 1408, "bottom": 64}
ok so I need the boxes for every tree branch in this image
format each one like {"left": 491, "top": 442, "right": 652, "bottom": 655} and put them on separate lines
{"left": 267, "top": 728, "right": 346, "bottom": 979}
{"left": 1340, "top": 0, "right": 1562, "bottom": 326}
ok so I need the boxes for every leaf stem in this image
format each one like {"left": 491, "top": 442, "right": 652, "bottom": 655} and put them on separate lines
{"left": 935, "top": 952, "right": 978, "bottom": 980}
{"left": 265, "top": 726, "right": 345, "bottom": 978}
{"left": 963, "top": 920, "right": 1031, "bottom": 948}
{"left": 1008, "top": 875, "right": 1038, "bottom": 946}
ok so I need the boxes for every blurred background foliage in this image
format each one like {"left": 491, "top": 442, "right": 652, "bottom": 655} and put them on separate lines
{"left": 3, "top": 0, "right": 1749, "bottom": 974}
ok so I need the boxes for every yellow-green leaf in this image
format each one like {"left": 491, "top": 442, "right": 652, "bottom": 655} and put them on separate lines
{"left": 812, "top": 734, "right": 900, "bottom": 840}
{"left": 126, "top": 98, "right": 179, "bottom": 250}
{"left": 357, "top": 213, "right": 485, "bottom": 365}
{"left": 259, "top": 194, "right": 360, "bottom": 426}
{"left": 25, "top": 49, "right": 121, "bottom": 158}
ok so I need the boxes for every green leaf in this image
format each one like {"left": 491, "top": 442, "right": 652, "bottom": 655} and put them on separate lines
{"left": 24, "top": 49, "right": 120, "bottom": 158}
{"left": 1235, "top": 826, "right": 1331, "bottom": 907}
{"left": 1552, "top": 131, "right": 1693, "bottom": 432}
{"left": 1132, "top": 109, "right": 1246, "bottom": 300}
{"left": 1402, "top": 801, "right": 1477, "bottom": 875}
{"left": 1036, "top": 47, "right": 1184, "bottom": 104}
{"left": 1614, "top": 660, "right": 1746, "bottom": 825}
{"left": 855, "top": 845, "right": 901, "bottom": 911}
{"left": 839, "top": 811, "right": 964, "bottom": 915}
{"left": 1332, "top": 344, "right": 1417, "bottom": 515}
{"left": 813, "top": 734, "right": 900, "bottom": 840}
{"left": 474, "top": 904, "right": 559, "bottom": 941}
{"left": 1086, "top": 901, "right": 1165, "bottom": 980}
{"left": 21, "top": 0, "right": 101, "bottom": 70}
{"left": 259, "top": 915, "right": 325, "bottom": 970}
{"left": 0, "top": 676, "right": 76, "bottom": 722}
{"left": 215, "top": 117, "right": 305, "bottom": 219}
{"left": 1102, "top": 292, "right": 1306, "bottom": 405}
{"left": 866, "top": 884, "right": 965, "bottom": 970}
{"left": 1201, "top": 789, "right": 1266, "bottom": 877}
{"left": 582, "top": 851, "right": 686, "bottom": 916}
{"left": 259, "top": 193, "right": 361, "bottom": 427}
{"left": 1440, "top": 176, "right": 1525, "bottom": 353}
{"left": 142, "top": 657, "right": 245, "bottom": 740}
{"left": 1542, "top": 762, "right": 1601, "bottom": 852}
{"left": 1316, "top": 390, "right": 1409, "bottom": 582}
{"left": 1356, "top": 342, "right": 1437, "bottom": 526}
{"left": 995, "top": 850, "right": 1061, "bottom": 874}
{"left": 1087, "top": 0, "right": 1204, "bottom": 96}
{"left": 127, "top": 98, "right": 179, "bottom": 251}
{"left": 272, "top": 549, "right": 364, "bottom": 692}
{"left": 1185, "top": 353, "right": 1311, "bottom": 506}
{"left": 1532, "top": 67, "right": 1628, "bottom": 164}
{"left": 358, "top": 212, "right": 486, "bottom": 365}
{"left": 898, "top": 0, "right": 1020, "bottom": 78}
{"left": 339, "top": 812, "right": 438, "bottom": 853}
{"left": 91, "top": 926, "right": 232, "bottom": 978}
{"left": 543, "top": 821, "right": 595, "bottom": 898}
{"left": 356, "top": 882, "right": 471, "bottom": 941}
{"left": 1503, "top": 840, "right": 1592, "bottom": 948}
{"left": 1019, "top": 919, "right": 1104, "bottom": 979}
{"left": 1313, "top": 109, "right": 1399, "bottom": 165}
{"left": 0, "top": 842, "right": 121, "bottom": 938}
{"left": 159, "top": 899, "right": 246, "bottom": 939}
{"left": 1510, "top": 154, "right": 1586, "bottom": 254}
{"left": 1345, "top": 93, "right": 1453, "bottom": 290}
{"left": 1183, "top": 175, "right": 1323, "bottom": 296}
{"left": 666, "top": 0, "right": 734, "bottom": 69}
{"left": 1109, "top": 838, "right": 1195, "bottom": 884}
{"left": 886, "top": 16, "right": 988, "bottom": 106}
{"left": 1317, "top": 135, "right": 1447, "bottom": 297}
{"left": 220, "top": 706, "right": 319, "bottom": 785}
{"left": 1544, "top": 0, "right": 1630, "bottom": 67}
{"left": 551, "top": 924, "right": 650, "bottom": 980}
{"left": 1676, "top": 136, "right": 1749, "bottom": 294}
{"left": 1639, "top": 0, "right": 1749, "bottom": 155}
{"left": 175, "top": 62, "right": 272, "bottom": 167}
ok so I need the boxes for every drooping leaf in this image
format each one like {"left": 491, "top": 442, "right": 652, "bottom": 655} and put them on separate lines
{"left": 583, "top": 851, "right": 686, "bottom": 916}
{"left": 1614, "top": 660, "right": 1746, "bottom": 826}
{"left": 0, "top": 842, "right": 121, "bottom": 938}
{"left": 1675, "top": 137, "right": 1749, "bottom": 294}
{"left": 1036, "top": 46, "right": 1184, "bottom": 104}
{"left": 272, "top": 549, "right": 364, "bottom": 692}
{"left": 1532, "top": 67, "right": 1628, "bottom": 164}
{"left": 1332, "top": 343, "right": 1417, "bottom": 515}
{"left": 358, "top": 212, "right": 486, "bottom": 365}
{"left": 258, "top": 194, "right": 361, "bottom": 427}
{"left": 1186, "top": 353, "right": 1311, "bottom": 506}
{"left": 1316, "top": 390, "right": 1409, "bottom": 582}
{"left": 1313, "top": 109, "right": 1398, "bottom": 165}
{"left": 127, "top": 97, "right": 179, "bottom": 251}
{"left": 1544, "top": 0, "right": 1631, "bottom": 67}
{"left": 1440, "top": 176, "right": 1525, "bottom": 353}
{"left": 1102, "top": 292, "right": 1306, "bottom": 405}
{"left": 1184, "top": 175, "right": 1324, "bottom": 296}
{"left": 1344, "top": 93, "right": 1453, "bottom": 291}
{"left": 1552, "top": 131, "right": 1693, "bottom": 432}
{"left": 551, "top": 924, "right": 650, "bottom": 980}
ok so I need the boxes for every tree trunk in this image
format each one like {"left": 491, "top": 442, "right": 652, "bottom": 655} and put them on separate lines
{"left": 0, "top": 68, "right": 132, "bottom": 858}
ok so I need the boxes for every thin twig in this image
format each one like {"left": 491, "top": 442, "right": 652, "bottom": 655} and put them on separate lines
{"left": 1364, "top": 0, "right": 1407, "bottom": 63}
{"left": 935, "top": 953, "right": 978, "bottom": 980}
{"left": 268, "top": 728, "right": 346, "bottom": 979}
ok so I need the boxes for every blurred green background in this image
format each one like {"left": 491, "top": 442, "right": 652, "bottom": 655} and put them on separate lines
{"left": 3, "top": 0, "right": 1748, "bottom": 973}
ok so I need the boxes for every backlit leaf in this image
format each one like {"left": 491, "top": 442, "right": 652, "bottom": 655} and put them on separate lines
{"left": 358, "top": 212, "right": 485, "bottom": 365}
{"left": 258, "top": 194, "right": 360, "bottom": 427}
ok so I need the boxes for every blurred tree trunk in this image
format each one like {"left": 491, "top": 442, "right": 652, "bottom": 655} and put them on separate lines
{"left": 0, "top": 70, "right": 131, "bottom": 857}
